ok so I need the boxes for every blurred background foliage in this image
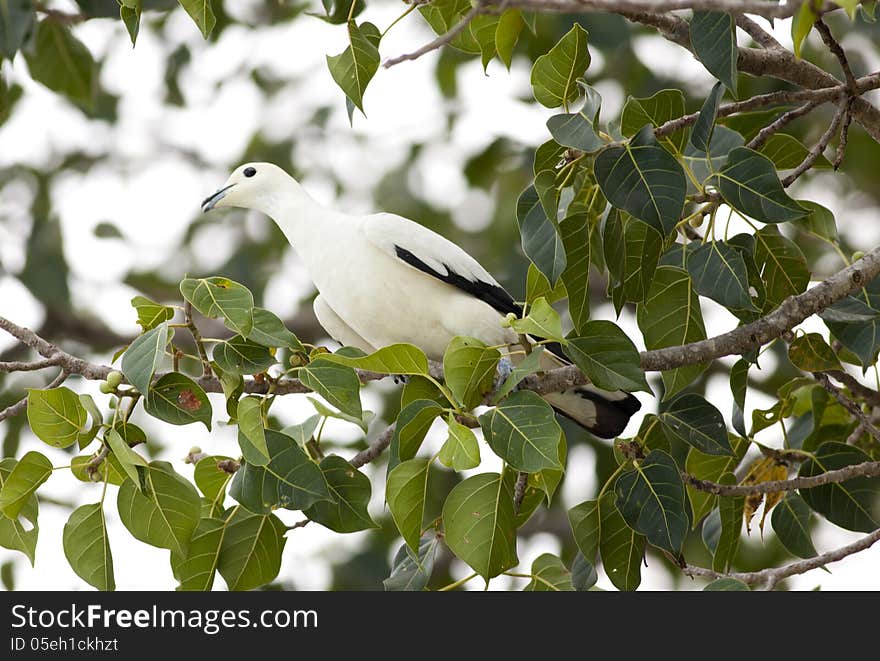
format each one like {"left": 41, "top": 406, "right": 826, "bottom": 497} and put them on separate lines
{"left": 1, "top": 0, "right": 878, "bottom": 590}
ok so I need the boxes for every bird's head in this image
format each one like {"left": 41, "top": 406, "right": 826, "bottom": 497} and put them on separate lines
{"left": 200, "top": 162, "right": 290, "bottom": 213}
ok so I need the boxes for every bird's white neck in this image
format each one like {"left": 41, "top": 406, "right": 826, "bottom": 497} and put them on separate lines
{"left": 257, "top": 177, "right": 328, "bottom": 252}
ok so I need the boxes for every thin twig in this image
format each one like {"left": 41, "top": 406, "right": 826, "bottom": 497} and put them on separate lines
{"left": 0, "top": 357, "right": 62, "bottom": 372}
{"left": 184, "top": 301, "right": 212, "bottom": 378}
{"left": 814, "top": 18, "right": 858, "bottom": 92}
{"left": 682, "top": 460, "right": 880, "bottom": 497}
{"left": 735, "top": 14, "right": 783, "bottom": 50}
{"left": 781, "top": 100, "right": 847, "bottom": 187}
{"left": 747, "top": 100, "right": 822, "bottom": 151}
{"left": 814, "top": 371, "right": 880, "bottom": 443}
{"left": 833, "top": 97, "right": 854, "bottom": 169}
{"left": 0, "top": 369, "right": 67, "bottom": 422}
{"left": 828, "top": 369, "right": 880, "bottom": 408}
{"left": 350, "top": 423, "right": 396, "bottom": 468}
{"left": 383, "top": 3, "right": 483, "bottom": 68}
{"left": 514, "top": 472, "right": 528, "bottom": 513}
{"left": 684, "top": 527, "right": 880, "bottom": 589}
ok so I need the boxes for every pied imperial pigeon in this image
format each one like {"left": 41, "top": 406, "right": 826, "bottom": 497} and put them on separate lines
{"left": 201, "top": 163, "right": 640, "bottom": 437}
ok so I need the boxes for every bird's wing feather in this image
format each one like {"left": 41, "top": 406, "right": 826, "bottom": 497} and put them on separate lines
{"left": 361, "top": 212, "right": 522, "bottom": 317}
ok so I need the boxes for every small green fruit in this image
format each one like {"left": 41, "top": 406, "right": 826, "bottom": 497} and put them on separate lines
{"left": 106, "top": 370, "right": 123, "bottom": 388}
{"left": 99, "top": 382, "right": 114, "bottom": 394}
{"left": 852, "top": 251, "right": 865, "bottom": 262}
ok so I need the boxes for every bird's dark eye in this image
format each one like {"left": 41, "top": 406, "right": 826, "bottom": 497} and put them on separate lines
{"left": 243, "top": 167, "right": 256, "bottom": 178}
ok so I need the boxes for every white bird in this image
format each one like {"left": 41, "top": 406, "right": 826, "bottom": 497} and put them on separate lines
{"left": 201, "top": 162, "right": 640, "bottom": 437}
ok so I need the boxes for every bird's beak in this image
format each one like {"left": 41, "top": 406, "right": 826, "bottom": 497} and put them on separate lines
{"left": 201, "top": 183, "right": 235, "bottom": 213}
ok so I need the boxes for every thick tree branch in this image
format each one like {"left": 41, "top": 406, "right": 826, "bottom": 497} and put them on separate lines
{"left": 684, "top": 527, "right": 880, "bottom": 589}
{"left": 682, "top": 460, "right": 880, "bottom": 496}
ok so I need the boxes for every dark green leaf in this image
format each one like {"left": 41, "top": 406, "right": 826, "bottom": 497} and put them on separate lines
{"left": 327, "top": 21, "right": 380, "bottom": 114}
{"left": 788, "top": 333, "right": 842, "bottom": 372}
{"left": 637, "top": 266, "right": 708, "bottom": 398}
{"left": 0, "top": 0, "right": 34, "bottom": 59}
{"left": 218, "top": 509, "right": 286, "bottom": 591}
{"left": 517, "top": 185, "right": 566, "bottom": 286}
{"left": 754, "top": 226, "right": 810, "bottom": 313}
{"left": 121, "top": 322, "right": 170, "bottom": 400}
{"left": 480, "top": 391, "right": 563, "bottom": 472}
{"left": 0, "top": 451, "right": 52, "bottom": 519}
{"left": 24, "top": 19, "right": 95, "bottom": 106}
{"left": 0, "top": 459, "right": 38, "bottom": 564}
{"left": 304, "top": 456, "right": 377, "bottom": 533}
{"left": 615, "top": 449, "right": 688, "bottom": 554}
{"left": 298, "top": 357, "right": 362, "bottom": 419}
{"left": 569, "top": 498, "right": 600, "bottom": 560}
{"left": 660, "top": 393, "right": 733, "bottom": 456}
{"left": 247, "top": 307, "right": 304, "bottom": 351}
{"left": 620, "top": 89, "right": 687, "bottom": 154}
{"left": 760, "top": 134, "right": 830, "bottom": 170}
{"left": 172, "top": 516, "right": 224, "bottom": 591}
{"left": 731, "top": 359, "right": 748, "bottom": 437}
{"left": 603, "top": 209, "right": 663, "bottom": 307}
{"left": 559, "top": 212, "right": 591, "bottom": 334}
{"left": 690, "top": 82, "right": 724, "bottom": 154}
{"left": 794, "top": 200, "right": 838, "bottom": 242}
{"left": 524, "top": 553, "right": 574, "bottom": 591}
{"left": 690, "top": 12, "right": 737, "bottom": 94}
{"left": 598, "top": 492, "right": 644, "bottom": 591}
{"left": 119, "top": 1, "right": 140, "bottom": 45}
{"left": 771, "top": 493, "right": 818, "bottom": 559}
{"left": 144, "top": 372, "right": 212, "bottom": 430}
{"left": 564, "top": 321, "right": 651, "bottom": 393}
{"left": 704, "top": 577, "right": 750, "bottom": 591}
{"left": 442, "top": 471, "right": 518, "bottom": 580}
{"left": 571, "top": 552, "right": 598, "bottom": 590}
{"left": 799, "top": 442, "right": 880, "bottom": 532}
{"left": 686, "top": 240, "right": 756, "bottom": 312}
{"left": 547, "top": 110, "right": 604, "bottom": 153}
{"left": 383, "top": 532, "right": 439, "bottom": 591}
{"left": 595, "top": 125, "right": 686, "bottom": 237}
{"left": 715, "top": 147, "right": 807, "bottom": 224}
{"left": 712, "top": 473, "right": 743, "bottom": 572}
{"left": 685, "top": 436, "right": 747, "bottom": 526}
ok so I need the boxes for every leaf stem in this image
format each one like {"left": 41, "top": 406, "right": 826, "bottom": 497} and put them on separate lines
{"left": 438, "top": 571, "right": 478, "bottom": 591}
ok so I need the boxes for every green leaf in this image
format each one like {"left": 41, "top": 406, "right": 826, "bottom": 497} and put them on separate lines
{"left": 281, "top": 415, "right": 322, "bottom": 448}
{"left": 799, "top": 442, "right": 880, "bottom": 532}
{"left": 660, "top": 393, "right": 733, "bottom": 456}
{"left": 218, "top": 509, "right": 286, "bottom": 591}
{"left": 822, "top": 277, "right": 880, "bottom": 370}
{"left": 180, "top": 276, "right": 254, "bottom": 337}
{"left": 771, "top": 493, "right": 818, "bottom": 559}
{"left": 595, "top": 125, "right": 686, "bottom": 237}
{"left": 491, "top": 346, "right": 545, "bottom": 405}
{"left": 480, "top": 391, "right": 563, "bottom": 472}
{"left": 690, "top": 82, "right": 725, "bottom": 155}
{"left": 637, "top": 266, "right": 708, "bottom": 399}
{"left": 494, "top": 9, "right": 523, "bottom": 69}
{"left": 0, "top": 451, "right": 52, "bottom": 519}
{"left": 391, "top": 399, "right": 444, "bottom": 465}
{"left": 712, "top": 473, "right": 743, "bottom": 572}
{"left": 511, "top": 297, "right": 563, "bottom": 342}
{"left": 754, "top": 226, "right": 810, "bottom": 313}
{"left": 686, "top": 240, "right": 756, "bottom": 312}
{"left": 442, "top": 471, "right": 518, "bottom": 580}
{"left": 564, "top": 320, "right": 651, "bottom": 393}
{"left": 715, "top": 147, "right": 807, "bottom": 224}
{"left": 327, "top": 21, "right": 380, "bottom": 114}
{"left": 603, "top": 208, "right": 663, "bottom": 307}
{"left": 418, "top": 0, "right": 496, "bottom": 56}
{"left": 690, "top": 12, "right": 737, "bottom": 94}
{"left": 130, "top": 295, "right": 174, "bottom": 331}
{"left": 704, "top": 577, "right": 750, "bottom": 591}
{"left": 322, "top": 343, "right": 429, "bottom": 376}
{"left": 105, "top": 428, "right": 147, "bottom": 486}
{"left": 247, "top": 308, "right": 304, "bottom": 351}
{"left": 26, "top": 386, "right": 88, "bottom": 448}
{"left": 443, "top": 336, "right": 500, "bottom": 410}
{"left": 386, "top": 458, "right": 430, "bottom": 552}
{"left": 568, "top": 499, "right": 600, "bottom": 561}
{"left": 794, "top": 200, "right": 838, "bottom": 242}
{"left": 789, "top": 333, "right": 842, "bottom": 372}
{"left": 620, "top": 89, "right": 687, "bottom": 154}
{"left": 685, "top": 436, "right": 747, "bottom": 526}
{"left": 530, "top": 23, "right": 590, "bottom": 108}
{"left": 760, "top": 134, "right": 830, "bottom": 170}
{"left": 117, "top": 461, "right": 200, "bottom": 556}
{"left": 172, "top": 516, "right": 224, "bottom": 591}
{"left": 119, "top": 1, "right": 141, "bottom": 45}
{"left": 615, "top": 449, "right": 688, "bottom": 554}
{"left": 383, "top": 532, "right": 439, "bottom": 591}
{"left": 730, "top": 358, "right": 749, "bottom": 437}
{"left": 791, "top": 0, "right": 817, "bottom": 58}
{"left": 144, "top": 372, "right": 212, "bottom": 430}
{"left": 24, "top": 18, "right": 95, "bottom": 106}
{"left": 177, "top": 0, "right": 216, "bottom": 39}
{"left": 121, "top": 322, "right": 170, "bottom": 400}
{"left": 298, "top": 357, "right": 362, "bottom": 419}
{"left": 236, "top": 396, "right": 267, "bottom": 460}
{"left": 525, "top": 262, "right": 567, "bottom": 306}
{"left": 517, "top": 185, "right": 566, "bottom": 286}
{"left": 524, "top": 553, "right": 574, "bottom": 591}
{"left": 304, "top": 456, "right": 377, "bottom": 533}
{"left": 571, "top": 552, "right": 598, "bottom": 590}
{"left": 438, "top": 416, "right": 481, "bottom": 471}
{"left": 598, "top": 492, "right": 644, "bottom": 591}
{"left": 0, "top": 459, "right": 38, "bottom": 565}
{"left": 229, "top": 429, "right": 333, "bottom": 513}
{"left": 194, "top": 455, "right": 232, "bottom": 505}
{"left": 62, "top": 503, "right": 114, "bottom": 591}
{"left": 559, "top": 212, "right": 591, "bottom": 334}
{"left": 213, "top": 335, "right": 276, "bottom": 375}
{"left": 0, "top": 0, "right": 34, "bottom": 59}
{"left": 547, "top": 100, "right": 604, "bottom": 153}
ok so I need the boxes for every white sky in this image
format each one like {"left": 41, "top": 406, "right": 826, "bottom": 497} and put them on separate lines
{"left": 0, "top": 4, "right": 878, "bottom": 590}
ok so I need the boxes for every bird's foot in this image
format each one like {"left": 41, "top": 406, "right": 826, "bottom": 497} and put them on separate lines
{"left": 392, "top": 375, "right": 409, "bottom": 385}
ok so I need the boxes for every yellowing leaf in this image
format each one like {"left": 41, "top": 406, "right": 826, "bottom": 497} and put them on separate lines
{"left": 740, "top": 456, "right": 789, "bottom": 535}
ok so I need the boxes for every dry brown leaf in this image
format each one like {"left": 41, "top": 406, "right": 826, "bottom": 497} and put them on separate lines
{"left": 740, "top": 456, "right": 789, "bottom": 535}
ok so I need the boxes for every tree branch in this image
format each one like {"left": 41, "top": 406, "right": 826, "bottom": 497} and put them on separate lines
{"left": 350, "top": 423, "right": 396, "bottom": 468}
{"left": 682, "top": 460, "right": 880, "bottom": 497}
{"left": 383, "top": 3, "right": 483, "bottom": 68}
{"left": 184, "top": 301, "right": 213, "bottom": 378}
{"left": 684, "top": 527, "right": 880, "bottom": 589}
{"left": 813, "top": 371, "right": 880, "bottom": 444}
{"left": 781, "top": 100, "right": 847, "bottom": 187}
